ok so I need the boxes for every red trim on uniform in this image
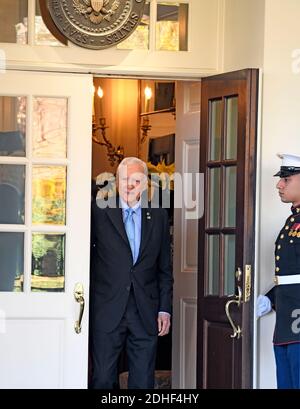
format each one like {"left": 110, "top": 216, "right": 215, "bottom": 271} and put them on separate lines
{"left": 291, "top": 223, "right": 300, "bottom": 230}
{"left": 273, "top": 340, "right": 300, "bottom": 346}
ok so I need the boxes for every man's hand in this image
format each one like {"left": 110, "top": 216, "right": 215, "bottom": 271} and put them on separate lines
{"left": 158, "top": 312, "right": 171, "bottom": 336}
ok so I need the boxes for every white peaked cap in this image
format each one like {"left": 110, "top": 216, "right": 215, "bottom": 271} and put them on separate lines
{"left": 277, "top": 153, "right": 300, "bottom": 167}
{"left": 274, "top": 153, "right": 300, "bottom": 177}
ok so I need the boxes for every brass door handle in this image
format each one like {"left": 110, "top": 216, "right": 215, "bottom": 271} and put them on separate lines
{"left": 74, "top": 283, "right": 85, "bottom": 334}
{"left": 225, "top": 286, "right": 242, "bottom": 339}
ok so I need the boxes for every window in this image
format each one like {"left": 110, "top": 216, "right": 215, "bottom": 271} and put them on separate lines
{"left": 0, "top": 0, "right": 189, "bottom": 51}
{"left": 118, "top": 1, "right": 189, "bottom": 51}
{"left": 156, "top": 2, "right": 189, "bottom": 51}
{"left": 117, "top": 2, "right": 150, "bottom": 50}
{"left": 0, "top": 0, "right": 28, "bottom": 44}
{"left": 35, "top": 0, "right": 63, "bottom": 46}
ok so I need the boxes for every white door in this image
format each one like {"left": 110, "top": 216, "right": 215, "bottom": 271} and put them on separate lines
{"left": 172, "top": 81, "right": 200, "bottom": 388}
{"left": 0, "top": 71, "right": 93, "bottom": 388}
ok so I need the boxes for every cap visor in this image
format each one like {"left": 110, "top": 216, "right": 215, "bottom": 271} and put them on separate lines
{"left": 274, "top": 170, "right": 300, "bottom": 178}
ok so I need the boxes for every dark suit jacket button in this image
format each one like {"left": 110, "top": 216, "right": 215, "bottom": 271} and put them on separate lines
{"left": 126, "top": 285, "right": 131, "bottom": 292}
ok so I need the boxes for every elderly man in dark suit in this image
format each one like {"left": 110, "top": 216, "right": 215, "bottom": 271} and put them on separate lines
{"left": 90, "top": 157, "right": 173, "bottom": 389}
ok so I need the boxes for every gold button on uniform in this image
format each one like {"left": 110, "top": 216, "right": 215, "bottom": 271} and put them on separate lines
{"left": 290, "top": 240, "right": 294, "bottom": 243}
{"left": 297, "top": 208, "right": 300, "bottom": 213}
{"left": 276, "top": 256, "right": 280, "bottom": 260}
{"left": 285, "top": 226, "right": 289, "bottom": 230}
{"left": 276, "top": 267, "right": 280, "bottom": 272}
{"left": 280, "top": 234, "right": 284, "bottom": 239}
{"left": 291, "top": 217, "right": 295, "bottom": 222}
{"left": 277, "top": 245, "right": 281, "bottom": 250}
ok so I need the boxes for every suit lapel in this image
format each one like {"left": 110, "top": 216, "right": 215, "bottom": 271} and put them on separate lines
{"left": 105, "top": 207, "right": 129, "bottom": 246}
{"left": 137, "top": 207, "right": 154, "bottom": 261}
{"left": 105, "top": 203, "right": 154, "bottom": 262}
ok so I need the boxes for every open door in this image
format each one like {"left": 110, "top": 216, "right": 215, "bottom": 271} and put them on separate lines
{"left": 172, "top": 81, "right": 200, "bottom": 388}
{"left": 197, "top": 69, "right": 259, "bottom": 388}
{"left": 0, "top": 71, "right": 92, "bottom": 388}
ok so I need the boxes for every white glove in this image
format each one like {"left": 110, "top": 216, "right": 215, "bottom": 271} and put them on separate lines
{"left": 256, "top": 295, "right": 272, "bottom": 318}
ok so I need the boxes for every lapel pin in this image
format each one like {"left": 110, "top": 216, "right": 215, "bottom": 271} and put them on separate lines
{"left": 147, "top": 212, "right": 151, "bottom": 220}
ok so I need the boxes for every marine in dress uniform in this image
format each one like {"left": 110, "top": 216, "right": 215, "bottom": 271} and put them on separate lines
{"left": 259, "top": 153, "right": 300, "bottom": 389}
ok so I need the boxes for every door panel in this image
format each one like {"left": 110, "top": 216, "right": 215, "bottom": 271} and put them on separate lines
{"left": 172, "top": 81, "right": 200, "bottom": 388}
{"left": 197, "top": 69, "right": 258, "bottom": 389}
{"left": 0, "top": 71, "right": 92, "bottom": 388}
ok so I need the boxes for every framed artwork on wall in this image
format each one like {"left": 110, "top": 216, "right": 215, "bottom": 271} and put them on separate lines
{"left": 154, "top": 82, "right": 175, "bottom": 111}
{"left": 140, "top": 80, "right": 175, "bottom": 114}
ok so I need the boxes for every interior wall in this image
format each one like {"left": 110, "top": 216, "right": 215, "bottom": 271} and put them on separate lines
{"left": 258, "top": 0, "right": 300, "bottom": 389}
{"left": 139, "top": 112, "right": 176, "bottom": 163}
{"left": 92, "top": 78, "right": 139, "bottom": 178}
{"left": 220, "top": 0, "right": 266, "bottom": 389}
{"left": 223, "top": 0, "right": 265, "bottom": 72}
{"left": 92, "top": 78, "right": 176, "bottom": 178}
{"left": 223, "top": 0, "right": 300, "bottom": 389}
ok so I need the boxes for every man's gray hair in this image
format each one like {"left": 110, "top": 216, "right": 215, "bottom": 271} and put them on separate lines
{"left": 117, "top": 157, "right": 148, "bottom": 177}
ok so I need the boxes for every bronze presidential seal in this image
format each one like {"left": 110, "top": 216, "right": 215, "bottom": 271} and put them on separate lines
{"left": 47, "top": 0, "right": 146, "bottom": 49}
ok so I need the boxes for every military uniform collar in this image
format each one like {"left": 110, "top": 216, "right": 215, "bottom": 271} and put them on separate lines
{"left": 291, "top": 205, "right": 300, "bottom": 215}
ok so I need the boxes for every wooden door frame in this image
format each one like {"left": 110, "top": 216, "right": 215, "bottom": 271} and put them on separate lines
{"left": 197, "top": 69, "right": 259, "bottom": 389}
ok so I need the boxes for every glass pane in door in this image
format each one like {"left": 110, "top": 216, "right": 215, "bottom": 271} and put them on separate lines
{"left": 208, "top": 167, "right": 220, "bottom": 228}
{"left": 209, "top": 99, "right": 222, "bottom": 161}
{"left": 32, "top": 166, "right": 66, "bottom": 225}
{"left": 225, "top": 97, "right": 238, "bottom": 160}
{"left": 0, "top": 96, "right": 26, "bottom": 157}
{"left": 0, "top": 164, "right": 25, "bottom": 224}
{"left": 224, "top": 166, "right": 236, "bottom": 227}
{"left": 117, "top": 1, "right": 150, "bottom": 50}
{"left": 224, "top": 235, "right": 236, "bottom": 295}
{"left": 156, "top": 3, "right": 189, "bottom": 51}
{"left": 0, "top": 232, "right": 24, "bottom": 292}
{"left": 0, "top": 0, "right": 28, "bottom": 44}
{"left": 35, "top": 0, "right": 63, "bottom": 46}
{"left": 32, "top": 97, "right": 67, "bottom": 159}
{"left": 207, "top": 234, "right": 219, "bottom": 295}
{"left": 31, "top": 233, "right": 65, "bottom": 292}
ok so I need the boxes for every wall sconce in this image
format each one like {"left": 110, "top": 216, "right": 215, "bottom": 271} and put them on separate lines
{"left": 92, "top": 85, "right": 124, "bottom": 167}
{"left": 140, "top": 83, "right": 176, "bottom": 145}
{"left": 140, "top": 86, "right": 152, "bottom": 144}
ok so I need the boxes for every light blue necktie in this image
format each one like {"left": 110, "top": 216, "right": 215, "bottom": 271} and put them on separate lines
{"left": 124, "top": 208, "right": 136, "bottom": 263}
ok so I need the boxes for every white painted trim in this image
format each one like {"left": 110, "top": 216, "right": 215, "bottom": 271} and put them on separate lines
{"left": 0, "top": 157, "right": 28, "bottom": 164}
{"left": 27, "top": 0, "right": 35, "bottom": 47}
{"left": 181, "top": 139, "right": 200, "bottom": 273}
{"left": 179, "top": 297, "right": 197, "bottom": 389}
{"left": 0, "top": 225, "right": 28, "bottom": 232}
{"left": 253, "top": 68, "right": 263, "bottom": 389}
{"left": 149, "top": 0, "right": 157, "bottom": 52}
{"left": 217, "top": 0, "right": 226, "bottom": 72}
{"left": 4, "top": 61, "right": 214, "bottom": 78}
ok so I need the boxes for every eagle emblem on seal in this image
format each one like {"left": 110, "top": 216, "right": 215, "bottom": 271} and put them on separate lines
{"left": 73, "top": 0, "right": 120, "bottom": 24}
